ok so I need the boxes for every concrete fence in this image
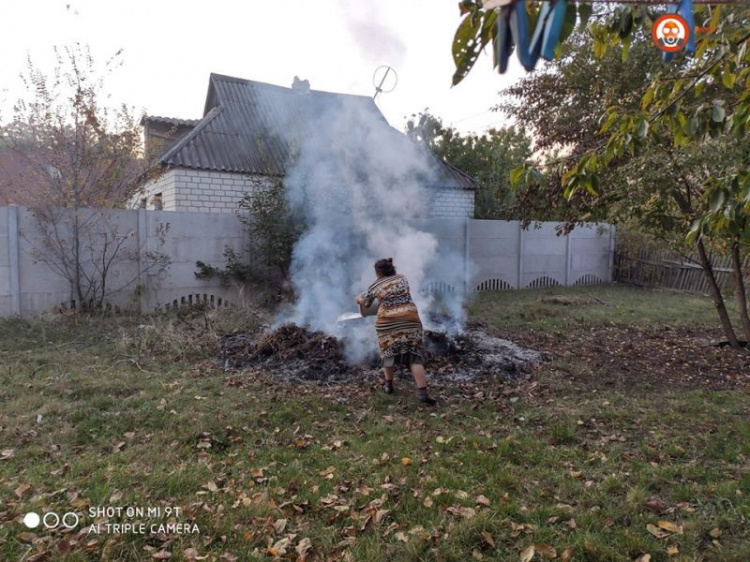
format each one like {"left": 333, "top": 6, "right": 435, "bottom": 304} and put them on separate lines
{"left": 0, "top": 205, "right": 246, "bottom": 317}
{"left": 1, "top": 205, "right": 615, "bottom": 318}
{"left": 419, "top": 218, "right": 615, "bottom": 293}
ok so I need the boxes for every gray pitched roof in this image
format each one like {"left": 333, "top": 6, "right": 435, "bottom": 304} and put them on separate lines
{"left": 159, "top": 74, "right": 477, "bottom": 190}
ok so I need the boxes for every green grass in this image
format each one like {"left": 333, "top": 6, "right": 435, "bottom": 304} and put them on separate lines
{"left": 0, "top": 287, "right": 748, "bottom": 561}
{"left": 468, "top": 284, "right": 740, "bottom": 331}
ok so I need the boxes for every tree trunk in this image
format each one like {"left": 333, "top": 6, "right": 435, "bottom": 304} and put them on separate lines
{"left": 696, "top": 239, "right": 740, "bottom": 348}
{"left": 73, "top": 210, "right": 85, "bottom": 308}
{"left": 730, "top": 237, "right": 750, "bottom": 343}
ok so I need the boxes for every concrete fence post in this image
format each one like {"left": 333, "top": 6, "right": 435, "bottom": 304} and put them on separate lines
{"left": 516, "top": 221, "right": 524, "bottom": 289}
{"left": 565, "top": 231, "right": 572, "bottom": 286}
{"left": 136, "top": 209, "right": 149, "bottom": 314}
{"left": 8, "top": 205, "right": 21, "bottom": 316}
{"left": 464, "top": 219, "right": 470, "bottom": 293}
{"left": 609, "top": 224, "right": 617, "bottom": 282}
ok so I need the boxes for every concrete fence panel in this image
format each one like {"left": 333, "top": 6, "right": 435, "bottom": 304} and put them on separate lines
{"left": 0, "top": 205, "right": 615, "bottom": 318}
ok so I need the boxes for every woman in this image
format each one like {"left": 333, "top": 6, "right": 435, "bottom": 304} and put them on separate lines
{"left": 355, "top": 258, "right": 436, "bottom": 405}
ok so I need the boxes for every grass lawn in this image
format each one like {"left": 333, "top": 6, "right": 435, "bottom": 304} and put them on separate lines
{"left": 0, "top": 285, "right": 748, "bottom": 561}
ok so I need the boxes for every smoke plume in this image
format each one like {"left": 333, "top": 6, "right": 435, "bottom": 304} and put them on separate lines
{"left": 281, "top": 95, "right": 467, "bottom": 362}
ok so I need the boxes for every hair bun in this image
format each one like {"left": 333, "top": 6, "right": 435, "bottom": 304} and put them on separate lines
{"left": 387, "top": 257, "right": 393, "bottom": 263}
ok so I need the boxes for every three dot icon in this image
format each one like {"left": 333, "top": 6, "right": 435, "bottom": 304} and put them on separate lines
{"left": 23, "top": 511, "right": 79, "bottom": 529}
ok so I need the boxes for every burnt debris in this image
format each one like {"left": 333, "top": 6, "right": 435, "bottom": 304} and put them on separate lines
{"left": 220, "top": 323, "right": 540, "bottom": 384}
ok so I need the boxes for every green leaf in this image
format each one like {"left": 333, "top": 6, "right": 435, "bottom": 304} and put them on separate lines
{"left": 686, "top": 218, "right": 703, "bottom": 244}
{"left": 722, "top": 71, "right": 736, "bottom": 90}
{"left": 598, "top": 111, "right": 619, "bottom": 134}
{"left": 451, "top": 14, "right": 483, "bottom": 86}
{"left": 689, "top": 117, "right": 702, "bottom": 137}
{"left": 593, "top": 37, "right": 608, "bottom": 59}
{"left": 709, "top": 5, "right": 721, "bottom": 31}
{"left": 578, "top": 2, "right": 593, "bottom": 29}
{"left": 712, "top": 104, "right": 726, "bottom": 123}
{"left": 509, "top": 166, "right": 525, "bottom": 188}
{"left": 709, "top": 189, "right": 726, "bottom": 212}
{"left": 637, "top": 119, "right": 649, "bottom": 138}
{"left": 641, "top": 86, "right": 655, "bottom": 110}
{"left": 676, "top": 112, "right": 688, "bottom": 132}
{"left": 619, "top": 9, "right": 633, "bottom": 39}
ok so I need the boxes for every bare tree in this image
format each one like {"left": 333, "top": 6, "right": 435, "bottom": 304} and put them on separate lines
{"left": 2, "top": 44, "right": 170, "bottom": 311}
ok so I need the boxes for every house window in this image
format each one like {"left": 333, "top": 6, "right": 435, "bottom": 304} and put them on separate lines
{"left": 152, "top": 193, "right": 163, "bottom": 211}
{"left": 139, "top": 197, "right": 147, "bottom": 209}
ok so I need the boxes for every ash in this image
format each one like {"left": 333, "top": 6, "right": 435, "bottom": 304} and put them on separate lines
{"left": 220, "top": 322, "right": 539, "bottom": 384}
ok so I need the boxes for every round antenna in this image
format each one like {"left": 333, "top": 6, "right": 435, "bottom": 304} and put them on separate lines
{"left": 372, "top": 66, "right": 398, "bottom": 100}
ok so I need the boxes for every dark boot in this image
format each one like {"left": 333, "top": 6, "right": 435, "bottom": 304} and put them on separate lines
{"left": 418, "top": 387, "right": 436, "bottom": 406}
{"left": 384, "top": 380, "right": 394, "bottom": 395}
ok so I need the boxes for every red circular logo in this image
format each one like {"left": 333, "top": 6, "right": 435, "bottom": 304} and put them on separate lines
{"left": 652, "top": 14, "right": 690, "bottom": 52}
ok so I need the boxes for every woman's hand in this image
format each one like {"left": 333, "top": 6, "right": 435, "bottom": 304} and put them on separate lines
{"left": 355, "top": 294, "right": 363, "bottom": 305}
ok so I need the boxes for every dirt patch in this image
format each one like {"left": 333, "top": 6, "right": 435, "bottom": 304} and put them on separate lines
{"left": 492, "top": 323, "right": 750, "bottom": 391}
{"left": 220, "top": 322, "right": 540, "bottom": 384}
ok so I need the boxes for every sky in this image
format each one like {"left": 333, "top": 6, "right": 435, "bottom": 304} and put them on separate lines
{"left": 0, "top": 0, "right": 528, "bottom": 135}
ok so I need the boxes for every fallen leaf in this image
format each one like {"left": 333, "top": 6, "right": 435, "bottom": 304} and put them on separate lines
{"left": 423, "top": 497, "right": 433, "bottom": 508}
{"left": 205, "top": 481, "right": 219, "bottom": 493}
{"left": 0, "top": 449, "right": 14, "bottom": 460}
{"left": 476, "top": 495, "right": 491, "bottom": 507}
{"left": 269, "top": 537, "right": 291, "bottom": 556}
{"left": 402, "top": 457, "right": 412, "bottom": 466}
{"left": 446, "top": 506, "right": 476, "bottom": 519}
{"left": 15, "top": 483, "right": 31, "bottom": 499}
{"left": 151, "top": 551, "right": 171, "bottom": 560}
{"left": 481, "top": 530, "right": 495, "bottom": 548}
{"left": 536, "top": 544, "right": 557, "bottom": 559}
{"left": 646, "top": 524, "right": 668, "bottom": 539}
{"left": 709, "top": 527, "right": 721, "bottom": 538}
{"left": 183, "top": 548, "right": 199, "bottom": 561}
{"left": 567, "top": 519, "right": 577, "bottom": 530}
{"left": 520, "top": 545, "right": 535, "bottom": 562}
{"left": 394, "top": 531, "right": 409, "bottom": 542}
{"left": 634, "top": 555, "right": 651, "bottom": 562}
{"left": 657, "top": 521, "right": 683, "bottom": 534}
{"left": 666, "top": 545, "right": 679, "bottom": 556}
{"left": 472, "top": 549, "right": 484, "bottom": 559}
{"left": 570, "top": 471, "right": 583, "bottom": 479}
{"left": 454, "top": 490, "right": 469, "bottom": 500}
{"left": 296, "top": 538, "right": 312, "bottom": 560}
{"left": 18, "top": 532, "right": 36, "bottom": 543}
{"left": 356, "top": 485, "right": 373, "bottom": 496}
{"left": 561, "top": 549, "right": 572, "bottom": 561}
{"left": 374, "top": 509, "right": 389, "bottom": 524}
{"left": 273, "top": 519, "right": 287, "bottom": 534}
{"left": 645, "top": 499, "right": 670, "bottom": 514}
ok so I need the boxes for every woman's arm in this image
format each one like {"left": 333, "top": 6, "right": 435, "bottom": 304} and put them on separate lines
{"left": 356, "top": 285, "right": 377, "bottom": 306}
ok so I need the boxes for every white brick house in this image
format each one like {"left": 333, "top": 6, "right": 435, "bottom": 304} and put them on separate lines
{"left": 137, "top": 74, "right": 477, "bottom": 217}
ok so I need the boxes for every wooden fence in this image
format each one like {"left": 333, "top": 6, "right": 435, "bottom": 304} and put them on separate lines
{"left": 614, "top": 248, "right": 749, "bottom": 293}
